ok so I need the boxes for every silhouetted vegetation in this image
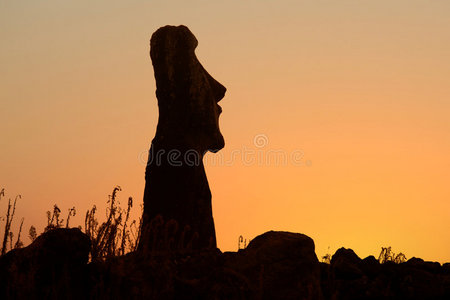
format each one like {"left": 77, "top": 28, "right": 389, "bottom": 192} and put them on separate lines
{"left": 28, "top": 225, "right": 37, "bottom": 242}
{"left": 322, "top": 247, "right": 331, "bottom": 264}
{"left": 0, "top": 186, "right": 141, "bottom": 260}
{"left": 0, "top": 189, "right": 23, "bottom": 255}
{"left": 318, "top": 246, "right": 407, "bottom": 265}
{"left": 45, "top": 204, "right": 64, "bottom": 231}
{"left": 14, "top": 217, "right": 24, "bottom": 249}
{"left": 378, "top": 246, "right": 407, "bottom": 264}
{"left": 238, "top": 235, "right": 248, "bottom": 250}
{"left": 44, "top": 204, "right": 78, "bottom": 232}
{"left": 85, "top": 186, "right": 141, "bottom": 260}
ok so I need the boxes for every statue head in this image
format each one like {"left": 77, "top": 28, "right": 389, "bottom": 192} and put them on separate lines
{"left": 150, "top": 25, "right": 226, "bottom": 153}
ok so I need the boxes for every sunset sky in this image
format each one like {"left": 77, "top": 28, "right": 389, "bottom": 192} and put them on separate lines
{"left": 1, "top": 1, "right": 449, "bottom": 263}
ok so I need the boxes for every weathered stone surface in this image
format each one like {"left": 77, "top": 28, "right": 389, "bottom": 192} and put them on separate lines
{"left": 0, "top": 228, "right": 90, "bottom": 299}
{"left": 139, "top": 25, "right": 226, "bottom": 253}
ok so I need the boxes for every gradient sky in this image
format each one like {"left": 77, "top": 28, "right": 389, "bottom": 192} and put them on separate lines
{"left": 1, "top": 0, "right": 449, "bottom": 263}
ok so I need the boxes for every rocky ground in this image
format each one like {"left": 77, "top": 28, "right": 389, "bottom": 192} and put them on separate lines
{"left": 1, "top": 228, "right": 449, "bottom": 299}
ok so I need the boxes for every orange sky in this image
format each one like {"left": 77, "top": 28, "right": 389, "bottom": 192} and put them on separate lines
{"left": 1, "top": 1, "right": 450, "bottom": 263}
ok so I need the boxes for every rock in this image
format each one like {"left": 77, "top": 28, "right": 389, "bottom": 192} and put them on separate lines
{"left": 323, "top": 250, "right": 450, "bottom": 300}
{"left": 326, "top": 248, "right": 367, "bottom": 300}
{"left": 331, "top": 248, "right": 363, "bottom": 280}
{"left": 225, "top": 231, "right": 322, "bottom": 300}
{"left": 319, "top": 262, "right": 332, "bottom": 300}
{"left": 139, "top": 25, "right": 226, "bottom": 253}
{"left": 0, "top": 228, "right": 90, "bottom": 299}
{"left": 90, "top": 231, "right": 322, "bottom": 299}
{"left": 395, "top": 258, "right": 444, "bottom": 299}
{"left": 173, "top": 249, "right": 251, "bottom": 299}
{"left": 405, "top": 257, "right": 442, "bottom": 274}
{"left": 88, "top": 249, "right": 250, "bottom": 299}
{"left": 443, "top": 265, "right": 450, "bottom": 299}
{"left": 443, "top": 262, "right": 450, "bottom": 274}
{"left": 405, "top": 257, "right": 424, "bottom": 265}
{"left": 88, "top": 253, "right": 176, "bottom": 299}
{"left": 360, "top": 255, "right": 381, "bottom": 279}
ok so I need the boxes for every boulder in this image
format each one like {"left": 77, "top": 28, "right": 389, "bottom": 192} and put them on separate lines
{"left": 331, "top": 247, "right": 363, "bottom": 280}
{"left": 0, "top": 228, "right": 90, "bottom": 299}
{"left": 225, "top": 231, "right": 322, "bottom": 300}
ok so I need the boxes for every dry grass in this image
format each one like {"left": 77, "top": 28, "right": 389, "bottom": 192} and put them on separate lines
{"left": 378, "top": 246, "right": 407, "bottom": 264}
{"left": 84, "top": 186, "right": 142, "bottom": 261}
{"left": 238, "top": 235, "right": 248, "bottom": 250}
{"left": 0, "top": 189, "right": 23, "bottom": 255}
{"left": 0, "top": 186, "right": 142, "bottom": 260}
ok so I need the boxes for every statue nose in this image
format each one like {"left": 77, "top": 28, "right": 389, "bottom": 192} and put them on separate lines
{"left": 213, "top": 81, "right": 226, "bottom": 103}
{"left": 205, "top": 72, "right": 226, "bottom": 102}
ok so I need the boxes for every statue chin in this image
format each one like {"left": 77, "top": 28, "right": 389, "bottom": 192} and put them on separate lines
{"left": 206, "top": 133, "right": 225, "bottom": 153}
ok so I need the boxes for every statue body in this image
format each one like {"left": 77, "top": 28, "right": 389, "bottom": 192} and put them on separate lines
{"left": 139, "top": 25, "right": 226, "bottom": 253}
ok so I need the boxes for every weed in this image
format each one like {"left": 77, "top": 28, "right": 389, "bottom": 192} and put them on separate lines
{"left": 238, "top": 235, "right": 248, "bottom": 250}
{"left": 1, "top": 192, "right": 20, "bottom": 255}
{"left": 378, "top": 246, "right": 407, "bottom": 264}
{"left": 65, "top": 207, "right": 76, "bottom": 228}
{"left": 45, "top": 204, "right": 64, "bottom": 231}
{"left": 0, "top": 186, "right": 141, "bottom": 260}
{"left": 322, "top": 247, "right": 331, "bottom": 264}
{"left": 14, "top": 217, "right": 24, "bottom": 249}
{"left": 29, "top": 225, "right": 37, "bottom": 242}
{"left": 84, "top": 186, "right": 141, "bottom": 260}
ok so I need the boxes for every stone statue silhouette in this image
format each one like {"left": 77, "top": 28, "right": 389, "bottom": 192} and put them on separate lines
{"left": 138, "top": 25, "right": 226, "bottom": 253}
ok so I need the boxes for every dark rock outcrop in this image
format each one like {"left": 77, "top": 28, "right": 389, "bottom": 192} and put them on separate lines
{"left": 139, "top": 25, "right": 226, "bottom": 253}
{"left": 320, "top": 249, "right": 450, "bottom": 300}
{"left": 0, "top": 228, "right": 90, "bottom": 299}
{"left": 331, "top": 248, "right": 364, "bottom": 280}
{"left": 224, "top": 231, "right": 323, "bottom": 299}
{"left": 2, "top": 228, "right": 450, "bottom": 299}
{"left": 88, "top": 231, "right": 321, "bottom": 299}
